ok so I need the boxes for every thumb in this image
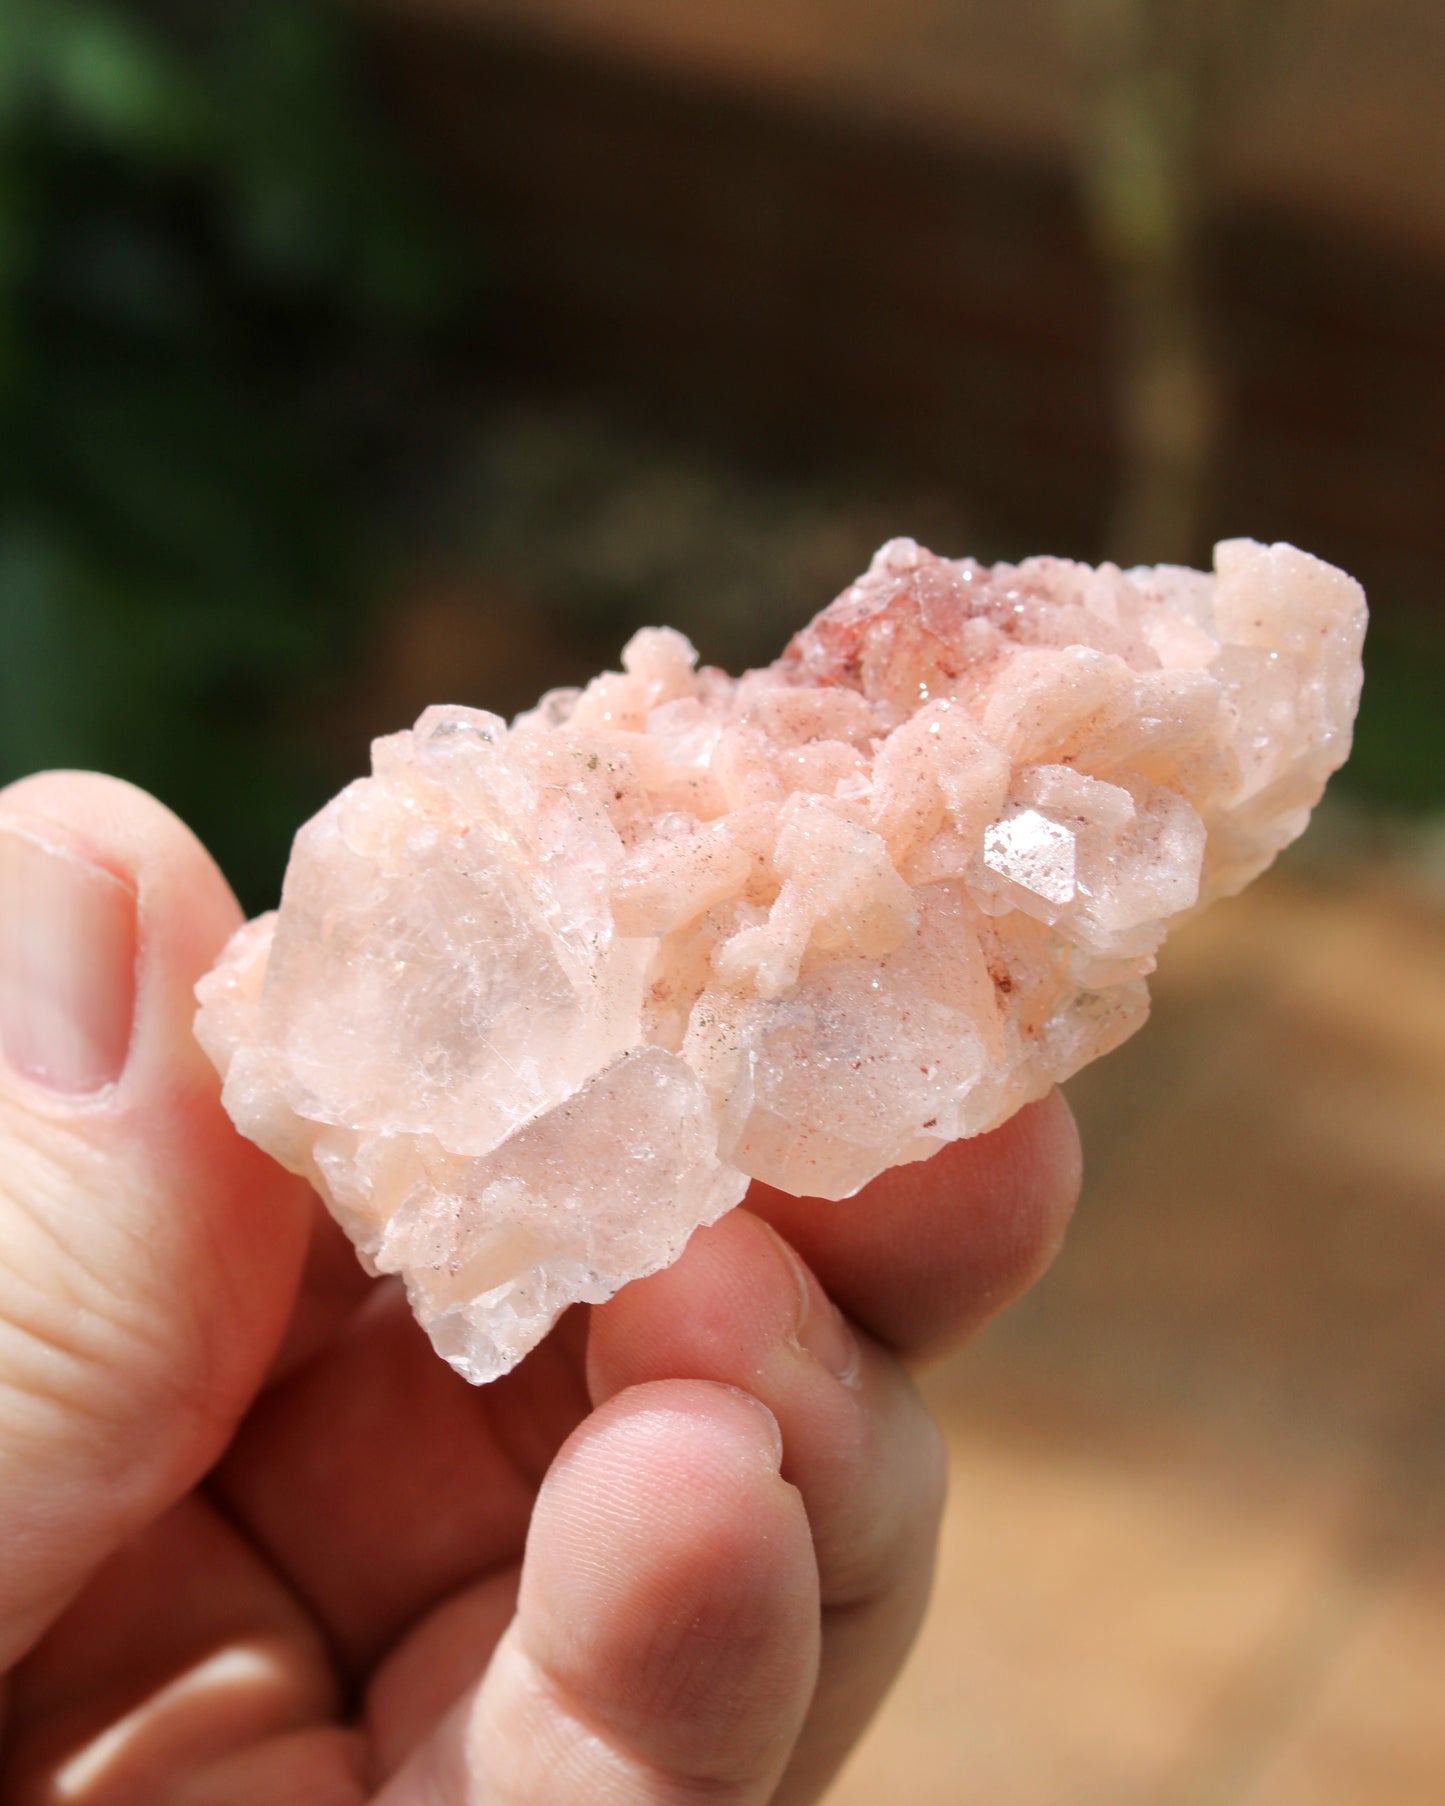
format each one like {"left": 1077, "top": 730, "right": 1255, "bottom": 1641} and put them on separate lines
{"left": 0, "top": 773, "right": 312, "bottom": 1669}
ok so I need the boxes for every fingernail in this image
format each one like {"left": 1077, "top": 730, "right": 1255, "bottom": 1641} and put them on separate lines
{"left": 768, "top": 1224, "right": 862, "bottom": 1388}
{"left": 0, "top": 822, "right": 137, "bottom": 1094}
{"left": 719, "top": 1386, "right": 785, "bottom": 1469}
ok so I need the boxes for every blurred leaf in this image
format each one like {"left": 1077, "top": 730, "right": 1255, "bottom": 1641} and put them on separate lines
{"left": 1344, "top": 625, "right": 1445, "bottom": 814}
{"left": 46, "top": 6, "right": 204, "bottom": 156}
{"left": 0, "top": 0, "right": 476, "bottom": 908}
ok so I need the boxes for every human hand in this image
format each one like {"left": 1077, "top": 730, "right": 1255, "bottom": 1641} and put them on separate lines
{"left": 0, "top": 772, "right": 1081, "bottom": 1805}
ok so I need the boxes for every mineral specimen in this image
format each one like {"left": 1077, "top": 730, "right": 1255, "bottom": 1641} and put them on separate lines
{"left": 196, "top": 538, "right": 1365, "bottom": 1382}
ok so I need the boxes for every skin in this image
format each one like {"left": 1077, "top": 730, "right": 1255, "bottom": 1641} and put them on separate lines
{"left": 0, "top": 772, "right": 1082, "bottom": 1805}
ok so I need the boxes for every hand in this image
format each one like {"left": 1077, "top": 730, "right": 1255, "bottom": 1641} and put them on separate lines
{"left": 0, "top": 772, "right": 1080, "bottom": 1805}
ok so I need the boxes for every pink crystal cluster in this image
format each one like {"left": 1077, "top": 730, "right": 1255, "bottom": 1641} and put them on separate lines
{"left": 196, "top": 538, "right": 1365, "bottom": 1382}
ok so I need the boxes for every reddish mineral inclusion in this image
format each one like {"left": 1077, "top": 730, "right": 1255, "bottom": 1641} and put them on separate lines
{"left": 196, "top": 538, "right": 1366, "bottom": 1382}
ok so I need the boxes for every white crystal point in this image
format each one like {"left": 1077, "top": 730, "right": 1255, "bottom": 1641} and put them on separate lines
{"left": 196, "top": 538, "right": 1366, "bottom": 1382}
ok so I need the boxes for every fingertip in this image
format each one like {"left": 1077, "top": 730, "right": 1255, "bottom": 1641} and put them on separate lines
{"left": 0, "top": 768, "right": 240, "bottom": 917}
{"left": 522, "top": 1378, "right": 805, "bottom": 1678}
{"left": 1013, "top": 1085, "right": 1084, "bottom": 1267}
{"left": 585, "top": 1211, "right": 818, "bottom": 1410}
{"left": 0, "top": 771, "right": 245, "bottom": 1080}
{"left": 495, "top": 1379, "right": 817, "bottom": 1798}
{"left": 749, "top": 1088, "right": 1083, "bottom": 1361}
{"left": 530, "top": 1379, "right": 791, "bottom": 1561}
{"left": 945, "top": 1087, "right": 1083, "bottom": 1300}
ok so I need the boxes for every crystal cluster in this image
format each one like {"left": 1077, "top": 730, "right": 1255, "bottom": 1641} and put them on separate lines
{"left": 196, "top": 538, "right": 1365, "bottom": 1382}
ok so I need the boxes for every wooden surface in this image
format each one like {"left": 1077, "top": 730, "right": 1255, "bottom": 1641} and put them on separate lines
{"left": 828, "top": 852, "right": 1445, "bottom": 1804}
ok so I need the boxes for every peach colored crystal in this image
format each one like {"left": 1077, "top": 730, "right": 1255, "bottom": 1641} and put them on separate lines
{"left": 196, "top": 538, "right": 1365, "bottom": 1382}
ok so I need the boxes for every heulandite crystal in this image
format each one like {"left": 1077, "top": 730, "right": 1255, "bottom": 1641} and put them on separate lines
{"left": 196, "top": 538, "right": 1366, "bottom": 1381}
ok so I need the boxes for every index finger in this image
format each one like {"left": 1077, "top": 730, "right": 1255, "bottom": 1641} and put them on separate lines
{"left": 746, "top": 1088, "right": 1082, "bottom": 1363}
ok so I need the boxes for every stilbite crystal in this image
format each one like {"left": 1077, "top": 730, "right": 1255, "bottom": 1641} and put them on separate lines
{"left": 196, "top": 538, "right": 1366, "bottom": 1382}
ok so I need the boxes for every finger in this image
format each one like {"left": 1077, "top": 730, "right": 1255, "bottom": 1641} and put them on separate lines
{"left": 210, "top": 1285, "right": 590, "bottom": 1676}
{"left": 0, "top": 1494, "right": 365, "bottom": 1805}
{"left": 587, "top": 1209, "right": 945, "bottom": 1804}
{"left": 365, "top": 1567, "right": 521, "bottom": 1783}
{"left": 0, "top": 774, "right": 312, "bottom": 1667}
{"left": 376, "top": 1382, "right": 820, "bottom": 1806}
{"left": 748, "top": 1087, "right": 1082, "bottom": 1362}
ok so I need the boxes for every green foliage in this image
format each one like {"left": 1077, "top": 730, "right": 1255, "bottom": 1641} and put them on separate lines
{"left": 1344, "top": 621, "right": 1445, "bottom": 814}
{"left": 0, "top": 0, "right": 469, "bottom": 909}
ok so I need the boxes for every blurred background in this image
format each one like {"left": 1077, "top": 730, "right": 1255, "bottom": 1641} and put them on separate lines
{"left": 2, "top": 1, "right": 1442, "bottom": 1799}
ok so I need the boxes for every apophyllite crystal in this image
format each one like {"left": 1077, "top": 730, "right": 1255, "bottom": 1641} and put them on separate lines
{"left": 196, "top": 537, "right": 1365, "bottom": 1381}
